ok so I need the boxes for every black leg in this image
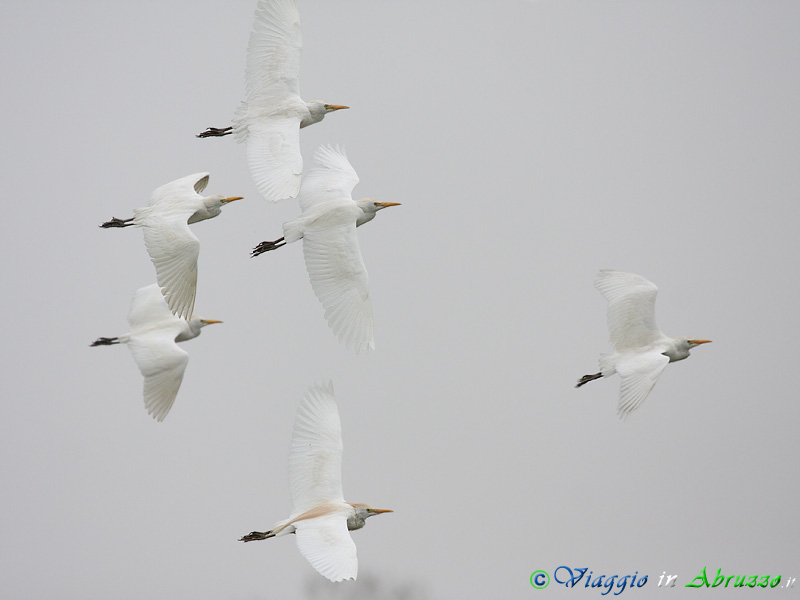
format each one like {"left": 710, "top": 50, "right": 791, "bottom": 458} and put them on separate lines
{"left": 197, "top": 126, "right": 233, "bottom": 138}
{"left": 575, "top": 372, "right": 603, "bottom": 388}
{"left": 239, "top": 530, "right": 275, "bottom": 542}
{"left": 99, "top": 217, "right": 134, "bottom": 228}
{"left": 251, "top": 238, "right": 286, "bottom": 257}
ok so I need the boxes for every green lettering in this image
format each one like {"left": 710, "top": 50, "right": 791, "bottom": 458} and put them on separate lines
{"left": 685, "top": 567, "right": 710, "bottom": 588}
{"left": 770, "top": 576, "right": 782, "bottom": 588}
{"left": 747, "top": 575, "right": 758, "bottom": 588}
{"left": 711, "top": 568, "right": 725, "bottom": 587}
{"left": 734, "top": 575, "right": 746, "bottom": 588}
{"left": 759, "top": 575, "right": 770, "bottom": 588}
{"left": 725, "top": 575, "right": 736, "bottom": 587}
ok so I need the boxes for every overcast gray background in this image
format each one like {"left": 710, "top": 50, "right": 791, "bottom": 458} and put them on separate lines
{"left": 1, "top": 1, "right": 798, "bottom": 598}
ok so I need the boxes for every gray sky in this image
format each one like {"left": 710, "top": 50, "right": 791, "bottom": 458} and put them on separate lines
{"left": 2, "top": 1, "right": 798, "bottom": 598}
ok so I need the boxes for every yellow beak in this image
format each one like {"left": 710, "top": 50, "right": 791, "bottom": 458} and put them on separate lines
{"left": 689, "top": 339, "right": 712, "bottom": 345}
{"left": 325, "top": 104, "right": 349, "bottom": 111}
{"left": 375, "top": 202, "right": 401, "bottom": 208}
{"left": 201, "top": 319, "right": 223, "bottom": 325}
{"left": 222, "top": 196, "right": 243, "bottom": 204}
{"left": 368, "top": 508, "right": 394, "bottom": 514}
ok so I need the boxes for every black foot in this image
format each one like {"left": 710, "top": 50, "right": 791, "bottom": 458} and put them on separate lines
{"left": 197, "top": 126, "right": 233, "bottom": 138}
{"left": 576, "top": 372, "right": 603, "bottom": 388}
{"left": 239, "top": 530, "right": 274, "bottom": 542}
{"left": 91, "top": 337, "right": 119, "bottom": 347}
{"left": 99, "top": 217, "right": 134, "bottom": 228}
{"left": 251, "top": 238, "right": 286, "bottom": 257}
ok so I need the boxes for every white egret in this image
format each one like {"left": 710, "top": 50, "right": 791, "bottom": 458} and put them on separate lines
{"left": 100, "top": 173, "right": 242, "bottom": 319}
{"left": 197, "top": 0, "right": 348, "bottom": 202}
{"left": 90, "top": 284, "right": 221, "bottom": 421}
{"left": 252, "top": 145, "right": 399, "bottom": 353}
{"left": 240, "top": 381, "right": 392, "bottom": 582}
{"left": 576, "top": 270, "right": 711, "bottom": 419}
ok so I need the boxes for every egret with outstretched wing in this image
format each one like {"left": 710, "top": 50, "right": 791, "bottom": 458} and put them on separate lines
{"left": 576, "top": 270, "right": 711, "bottom": 418}
{"left": 197, "top": 0, "right": 348, "bottom": 201}
{"left": 252, "top": 145, "right": 400, "bottom": 353}
{"left": 240, "top": 382, "right": 392, "bottom": 582}
{"left": 90, "top": 284, "right": 222, "bottom": 421}
{"left": 99, "top": 173, "right": 242, "bottom": 319}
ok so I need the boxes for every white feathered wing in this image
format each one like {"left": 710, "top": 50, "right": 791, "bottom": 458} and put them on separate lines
{"left": 595, "top": 269, "right": 663, "bottom": 352}
{"left": 288, "top": 381, "right": 345, "bottom": 514}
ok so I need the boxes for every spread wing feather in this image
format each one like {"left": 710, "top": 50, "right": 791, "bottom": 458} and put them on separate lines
{"left": 615, "top": 351, "right": 670, "bottom": 419}
{"left": 133, "top": 175, "right": 209, "bottom": 319}
{"left": 243, "top": 117, "right": 303, "bottom": 201}
{"left": 302, "top": 221, "right": 374, "bottom": 353}
{"left": 295, "top": 514, "right": 357, "bottom": 582}
{"left": 127, "top": 324, "right": 189, "bottom": 422}
{"left": 288, "top": 382, "right": 345, "bottom": 515}
{"left": 595, "top": 270, "right": 662, "bottom": 352}
{"left": 298, "top": 145, "right": 359, "bottom": 213}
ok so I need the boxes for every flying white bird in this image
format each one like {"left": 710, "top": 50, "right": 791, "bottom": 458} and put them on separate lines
{"left": 100, "top": 173, "right": 242, "bottom": 319}
{"left": 90, "top": 284, "right": 222, "bottom": 421}
{"left": 251, "top": 145, "right": 400, "bottom": 353}
{"left": 240, "top": 381, "right": 392, "bottom": 582}
{"left": 576, "top": 270, "right": 711, "bottom": 419}
{"left": 197, "top": 0, "right": 348, "bottom": 201}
